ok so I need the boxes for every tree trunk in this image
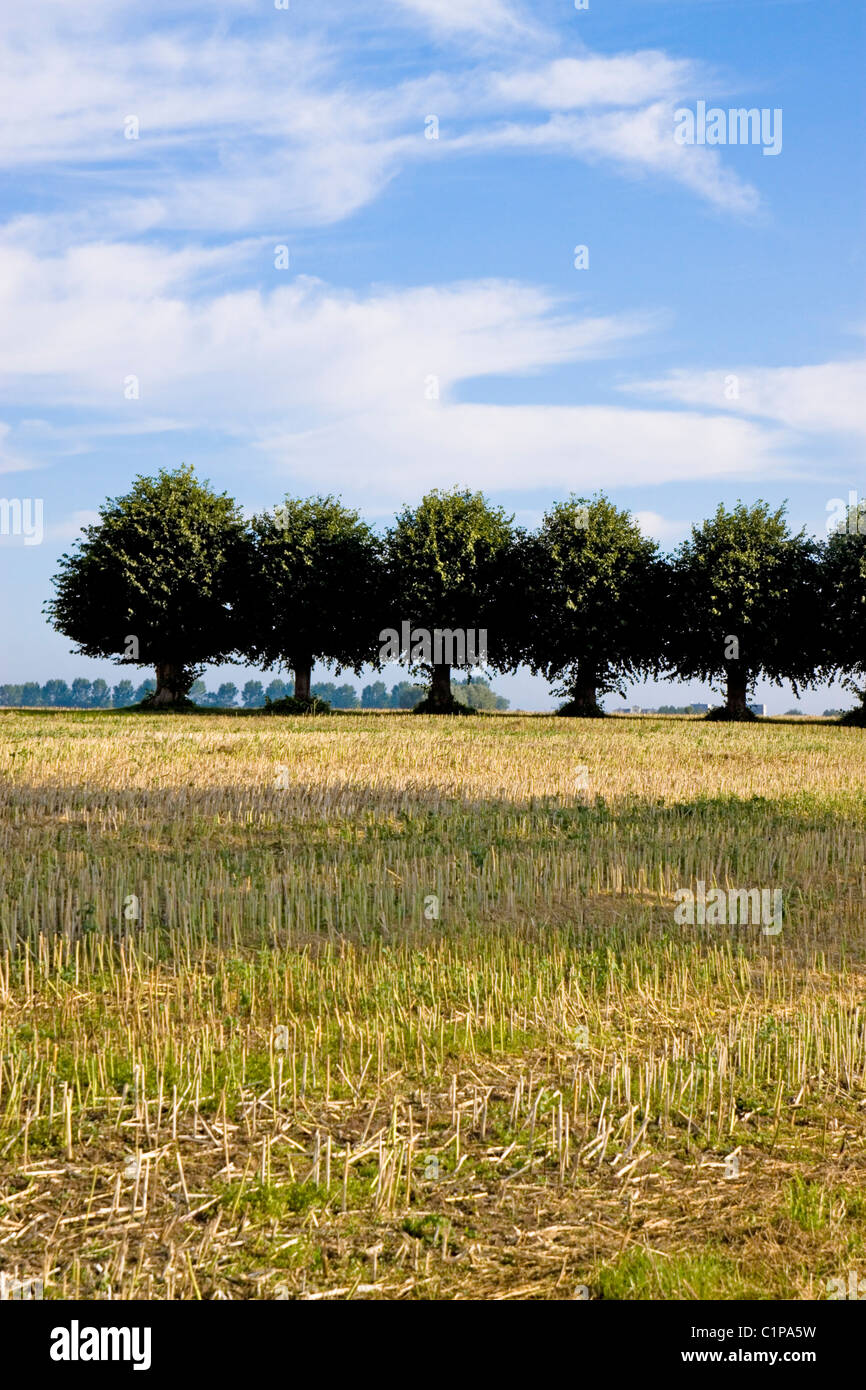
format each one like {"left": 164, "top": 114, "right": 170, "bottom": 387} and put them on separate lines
{"left": 562, "top": 670, "right": 600, "bottom": 716}
{"left": 725, "top": 664, "right": 749, "bottom": 717}
{"left": 150, "top": 662, "right": 188, "bottom": 707}
{"left": 293, "top": 660, "right": 312, "bottom": 702}
{"left": 428, "top": 663, "right": 453, "bottom": 711}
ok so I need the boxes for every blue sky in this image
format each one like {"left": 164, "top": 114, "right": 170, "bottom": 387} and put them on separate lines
{"left": 0, "top": 0, "right": 863, "bottom": 710}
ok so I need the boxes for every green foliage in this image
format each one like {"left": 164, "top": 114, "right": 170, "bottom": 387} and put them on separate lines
{"left": 360, "top": 678, "right": 508, "bottom": 710}
{"left": 312, "top": 682, "right": 360, "bottom": 709}
{"left": 388, "top": 680, "right": 427, "bottom": 709}
{"left": 513, "top": 494, "right": 663, "bottom": 709}
{"left": 822, "top": 506, "right": 866, "bottom": 705}
{"left": 557, "top": 695, "right": 607, "bottom": 718}
{"left": 199, "top": 682, "right": 239, "bottom": 708}
{"left": 44, "top": 466, "right": 247, "bottom": 700}
{"left": 219, "top": 1180, "right": 328, "bottom": 1219}
{"left": 90, "top": 678, "right": 112, "bottom": 708}
{"left": 0, "top": 678, "right": 121, "bottom": 709}
{"left": 263, "top": 694, "right": 331, "bottom": 715}
{"left": 451, "top": 677, "right": 509, "bottom": 710}
{"left": 70, "top": 678, "right": 92, "bottom": 708}
{"left": 786, "top": 1177, "right": 829, "bottom": 1233}
{"left": 361, "top": 680, "right": 388, "bottom": 708}
{"left": 412, "top": 692, "right": 477, "bottom": 714}
{"left": 705, "top": 704, "right": 757, "bottom": 722}
{"left": 242, "top": 680, "right": 265, "bottom": 708}
{"left": 240, "top": 496, "right": 382, "bottom": 679}
{"left": 384, "top": 489, "right": 514, "bottom": 673}
{"left": 594, "top": 1247, "right": 763, "bottom": 1301}
{"left": 112, "top": 680, "right": 135, "bottom": 708}
{"left": 43, "top": 679, "right": 71, "bottom": 707}
{"left": 265, "top": 679, "right": 293, "bottom": 702}
{"left": 669, "top": 502, "right": 822, "bottom": 709}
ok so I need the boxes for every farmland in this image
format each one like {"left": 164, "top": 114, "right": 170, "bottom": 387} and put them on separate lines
{"left": 0, "top": 710, "right": 864, "bottom": 1300}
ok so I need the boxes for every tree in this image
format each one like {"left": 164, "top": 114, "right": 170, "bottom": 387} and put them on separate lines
{"left": 45, "top": 466, "right": 247, "bottom": 708}
{"left": 312, "top": 681, "right": 359, "bottom": 709}
{"left": 389, "top": 680, "right": 427, "bottom": 709}
{"left": 332, "top": 684, "right": 359, "bottom": 709}
{"left": 384, "top": 489, "right": 514, "bottom": 713}
{"left": 42, "top": 679, "right": 71, "bottom": 707}
{"left": 21, "top": 682, "right": 42, "bottom": 706}
{"left": 361, "top": 680, "right": 388, "bottom": 708}
{"left": 90, "top": 678, "right": 111, "bottom": 708}
{"left": 112, "top": 680, "right": 134, "bottom": 708}
{"left": 669, "top": 502, "right": 822, "bottom": 719}
{"left": 240, "top": 497, "right": 382, "bottom": 703}
{"left": 0, "top": 685, "right": 23, "bottom": 706}
{"left": 134, "top": 679, "right": 156, "bottom": 703}
{"left": 189, "top": 680, "right": 207, "bottom": 703}
{"left": 821, "top": 499, "right": 866, "bottom": 721}
{"left": 242, "top": 680, "right": 265, "bottom": 708}
{"left": 513, "top": 495, "right": 663, "bottom": 716}
{"left": 214, "top": 682, "right": 238, "bottom": 707}
{"left": 70, "top": 678, "right": 92, "bottom": 708}
{"left": 265, "top": 678, "right": 292, "bottom": 702}
{"left": 451, "top": 677, "right": 509, "bottom": 711}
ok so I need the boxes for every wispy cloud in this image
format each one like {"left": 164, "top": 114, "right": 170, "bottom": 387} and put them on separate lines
{"left": 629, "top": 361, "right": 866, "bottom": 436}
{"left": 0, "top": 237, "right": 793, "bottom": 506}
{"left": 0, "top": 424, "right": 39, "bottom": 476}
{"left": 0, "top": 12, "right": 762, "bottom": 238}
{"left": 385, "top": 0, "right": 541, "bottom": 43}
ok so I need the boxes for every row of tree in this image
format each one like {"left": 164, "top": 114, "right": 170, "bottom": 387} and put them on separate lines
{"left": 45, "top": 467, "right": 866, "bottom": 719}
{"left": 0, "top": 678, "right": 121, "bottom": 708}
{"left": 0, "top": 675, "right": 509, "bottom": 711}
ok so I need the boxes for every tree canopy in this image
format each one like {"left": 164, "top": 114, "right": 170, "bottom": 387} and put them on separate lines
{"left": 821, "top": 498, "right": 866, "bottom": 719}
{"left": 238, "top": 495, "right": 382, "bottom": 702}
{"left": 383, "top": 489, "right": 514, "bottom": 712}
{"left": 668, "top": 502, "right": 822, "bottom": 717}
{"left": 512, "top": 495, "right": 664, "bottom": 716}
{"left": 44, "top": 466, "right": 246, "bottom": 706}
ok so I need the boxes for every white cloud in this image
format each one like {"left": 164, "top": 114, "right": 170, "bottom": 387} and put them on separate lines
{"left": 258, "top": 402, "right": 787, "bottom": 507}
{"left": 634, "top": 510, "right": 694, "bottom": 547}
{"left": 451, "top": 103, "right": 760, "bottom": 215}
{"left": 386, "top": 0, "right": 537, "bottom": 41}
{"left": 630, "top": 361, "right": 866, "bottom": 436}
{"left": 45, "top": 509, "right": 102, "bottom": 543}
{"left": 0, "top": 242, "right": 794, "bottom": 506}
{"left": 0, "top": 423, "right": 38, "bottom": 475}
{"left": 0, "top": 16, "right": 761, "bottom": 232}
{"left": 0, "top": 244, "right": 651, "bottom": 414}
{"left": 492, "top": 54, "right": 696, "bottom": 109}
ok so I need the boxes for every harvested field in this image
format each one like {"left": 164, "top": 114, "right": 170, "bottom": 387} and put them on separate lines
{"left": 0, "top": 710, "right": 864, "bottom": 1300}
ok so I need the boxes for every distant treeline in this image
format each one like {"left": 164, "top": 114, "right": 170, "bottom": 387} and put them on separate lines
{"left": 0, "top": 678, "right": 146, "bottom": 708}
{"left": 0, "top": 676, "right": 509, "bottom": 711}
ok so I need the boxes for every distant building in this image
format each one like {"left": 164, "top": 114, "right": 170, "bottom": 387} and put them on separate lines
{"left": 749, "top": 703, "right": 766, "bottom": 716}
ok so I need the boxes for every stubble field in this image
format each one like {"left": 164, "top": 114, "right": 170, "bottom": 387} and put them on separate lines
{"left": 0, "top": 709, "right": 864, "bottom": 1300}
